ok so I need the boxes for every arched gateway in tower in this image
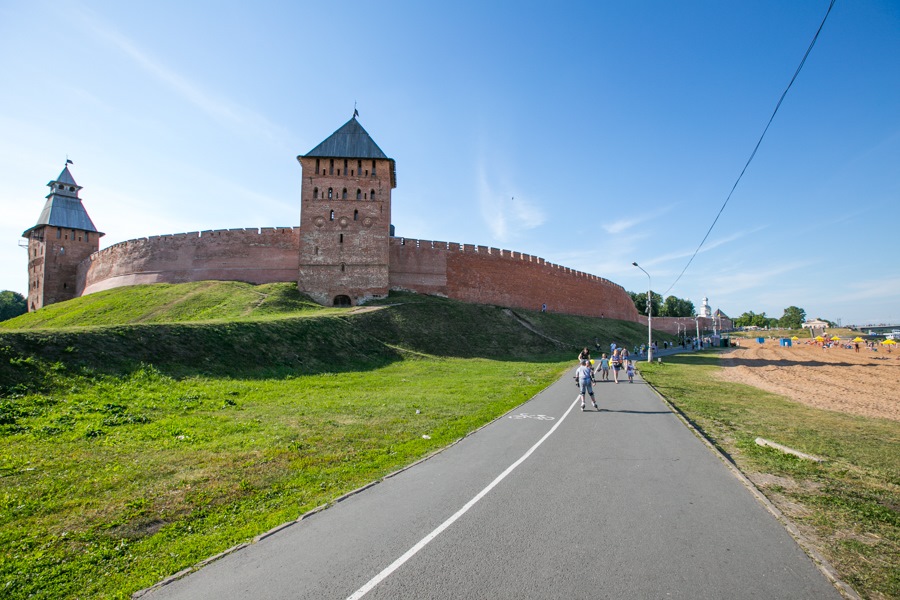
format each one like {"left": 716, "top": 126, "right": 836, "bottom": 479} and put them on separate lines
{"left": 296, "top": 117, "right": 396, "bottom": 306}
{"left": 22, "top": 164, "right": 103, "bottom": 312}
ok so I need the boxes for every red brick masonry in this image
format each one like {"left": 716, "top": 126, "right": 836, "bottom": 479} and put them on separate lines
{"left": 389, "top": 237, "right": 639, "bottom": 320}
{"left": 75, "top": 228, "right": 733, "bottom": 332}
{"left": 79, "top": 228, "right": 300, "bottom": 295}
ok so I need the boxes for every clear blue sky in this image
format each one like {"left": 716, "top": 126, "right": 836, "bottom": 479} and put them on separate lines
{"left": 2, "top": 0, "right": 898, "bottom": 325}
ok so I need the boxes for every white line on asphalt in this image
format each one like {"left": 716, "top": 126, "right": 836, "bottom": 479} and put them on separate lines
{"left": 346, "top": 395, "right": 580, "bottom": 600}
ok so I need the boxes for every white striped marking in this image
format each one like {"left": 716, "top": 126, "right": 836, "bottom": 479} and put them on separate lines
{"left": 346, "top": 396, "right": 580, "bottom": 599}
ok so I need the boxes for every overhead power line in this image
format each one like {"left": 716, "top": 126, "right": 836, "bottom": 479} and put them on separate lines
{"left": 663, "top": 0, "right": 837, "bottom": 296}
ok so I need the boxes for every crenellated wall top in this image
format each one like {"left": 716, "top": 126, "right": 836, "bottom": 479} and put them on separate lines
{"left": 390, "top": 236, "right": 625, "bottom": 291}
{"left": 87, "top": 226, "right": 299, "bottom": 261}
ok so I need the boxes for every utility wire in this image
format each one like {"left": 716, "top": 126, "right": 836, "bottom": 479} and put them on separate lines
{"left": 663, "top": 0, "right": 837, "bottom": 296}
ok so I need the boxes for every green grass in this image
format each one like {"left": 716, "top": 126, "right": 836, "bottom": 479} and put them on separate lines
{"left": 1, "top": 358, "right": 566, "bottom": 598}
{"left": 7, "top": 283, "right": 890, "bottom": 597}
{"left": 0, "top": 284, "right": 669, "bottom": 598}
{"left": 0, "top": 282, "right": 330, "bottom": 329}
{"left": 640, "top": 353, "right": 900, "bottom": 600}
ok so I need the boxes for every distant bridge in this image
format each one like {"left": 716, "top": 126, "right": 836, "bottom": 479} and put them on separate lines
{"left": 855, "top": 325, "right": 900, "bottom": 335}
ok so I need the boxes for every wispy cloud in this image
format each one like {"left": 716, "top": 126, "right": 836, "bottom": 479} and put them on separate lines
{"left": 476, "top": 161, "right": 545, "bottom": 242}
{"left": 74, "top": 7, "right": 290, "bottom": 145}
{"left": 708, "top": 259, "right": 814, "bottom": 294}
{"left": 602, "top": 204, "right": 677, "bottom": 235}
{"left": 640, "top": 225, "right": 768, "bottom": 271}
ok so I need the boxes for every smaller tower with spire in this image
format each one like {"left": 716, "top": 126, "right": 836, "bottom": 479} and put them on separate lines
{"left": 22, "top": 164, "right": 103, "bottom": 311}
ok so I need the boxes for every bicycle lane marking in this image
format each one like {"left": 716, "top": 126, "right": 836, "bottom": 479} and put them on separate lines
{"left": 507, "top": 413, "right": 555, "bottom": 420}
{"left": 345, "top": 394, "right": 581, "bottom": 600}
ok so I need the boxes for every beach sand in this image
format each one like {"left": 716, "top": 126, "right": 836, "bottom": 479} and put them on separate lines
{"left": 715, "top": 341, "right": 900, "bottom": 422}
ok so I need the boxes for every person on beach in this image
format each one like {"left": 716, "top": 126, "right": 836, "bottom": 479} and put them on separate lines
{"left": 575, "top": 360, "right": 598, "bottom": 411}
{"left": 626, "top": 360, "right": 635, "bottom": 383}
{"left": 595, "top": 353, "right": 610, "bottom": 381}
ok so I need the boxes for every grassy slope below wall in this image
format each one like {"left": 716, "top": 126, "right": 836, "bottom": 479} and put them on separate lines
{"left": 0, "top": 282, "right": 330, "bottom": 329}
{"left": 0, "top": 283, "right": 663, "bottom": 393}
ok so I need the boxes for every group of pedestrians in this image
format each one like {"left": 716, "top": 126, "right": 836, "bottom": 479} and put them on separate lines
{"left": 574, "top": 345, "right": 636, "bottom": 412}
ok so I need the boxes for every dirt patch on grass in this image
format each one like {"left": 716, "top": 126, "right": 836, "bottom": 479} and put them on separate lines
{"left": 716, "top": 342, "right": 900, "bottom": 421}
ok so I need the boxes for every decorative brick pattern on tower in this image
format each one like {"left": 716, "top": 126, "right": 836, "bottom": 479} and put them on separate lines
{"left": 296, "top": 118, "right": 396, "bottom": 306}
{"left": 23, "top": 166, "right": 102, "bottom": 311}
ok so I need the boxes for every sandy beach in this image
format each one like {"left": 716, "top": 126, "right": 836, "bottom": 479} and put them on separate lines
{"left": 716, "top": 341, "right": 900, "bottom": 422}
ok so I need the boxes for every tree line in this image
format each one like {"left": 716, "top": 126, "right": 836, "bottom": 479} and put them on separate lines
{"left": 626, "top": 292, "right": 821, "bottom": 330}
{"left": 627, "top": 291, "right": 695, "bottom": 318}
{"left": 732, "top": 306, "right": 831, "bottom": 330}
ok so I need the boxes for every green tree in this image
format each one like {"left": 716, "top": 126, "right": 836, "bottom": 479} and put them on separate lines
{"left": 735, "top": 310, "right": 777, "bottom": 329}
{"left": 661, "top": 295, "right": 695, "bottom": 318}
{"left": 734, "top": 311, "right": 756, "bottom": 328}
{"left": 779, "top": 306, "right": 806, "bottom": 329}
{"left": 0, "top": 291, "right": 27, "bottom": 321}
{"left": 629, "top": 290, "right": 662, "bottom": 317}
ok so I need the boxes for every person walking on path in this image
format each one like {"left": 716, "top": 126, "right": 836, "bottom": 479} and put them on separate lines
{"left": 626, "top": 360, "right": 635, "bottom": 383}
{"left": 610, "top": 348, "right": 622, "bottom": 384}
{"left": 595, "top": 353, "right": 610, "bottom": 381}
{"left": 575, "top": 360, "right": 599, "bottom": 411}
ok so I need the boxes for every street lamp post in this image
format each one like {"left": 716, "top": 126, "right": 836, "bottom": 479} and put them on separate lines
{"left": 632, "top": 262, "right": 652, "bottom": 362}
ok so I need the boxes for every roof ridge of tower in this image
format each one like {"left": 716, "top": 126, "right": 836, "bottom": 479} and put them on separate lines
{"left": 302, "top": 117, "right": 391, "bottom": 160}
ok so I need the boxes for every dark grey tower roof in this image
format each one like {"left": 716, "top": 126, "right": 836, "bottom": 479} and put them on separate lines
{"left": 302, "top": 117, "right": 391, "bottom": 160}
{"left": 299, "top": 116, "right": 396, "bottom": 188}
{"left": 22, "top": 165, "right": 104, "bottom": 237}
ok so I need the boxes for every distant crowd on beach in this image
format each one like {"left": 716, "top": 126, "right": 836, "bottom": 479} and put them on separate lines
{"left": 802, "top": 339, "right": 893, "bottom": 353}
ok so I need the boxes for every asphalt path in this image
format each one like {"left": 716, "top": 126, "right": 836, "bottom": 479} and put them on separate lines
{"left": 142, "top": 358, "right": 841, "bottom": 599}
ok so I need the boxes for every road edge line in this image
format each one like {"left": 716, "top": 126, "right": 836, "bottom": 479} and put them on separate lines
{"left": 642, "top": 376, "right": 861, "bottom": 600}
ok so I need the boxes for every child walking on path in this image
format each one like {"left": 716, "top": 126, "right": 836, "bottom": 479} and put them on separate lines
{"left": 595, "top": 353, "right": 610, "bottom": 381}
{"left": 626, "top": 360, "right": 635, "bottom": 383}
{"left": 575, "top": 360, "right": 599, "bottom": 411}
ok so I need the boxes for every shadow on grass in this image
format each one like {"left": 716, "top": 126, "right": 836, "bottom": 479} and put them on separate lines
{"left": 0, "top": 298, "right": 600, "bottom": 394}
{"left": 597, "top": 409, "right": 672, "bottom": 415}
{"left": 0, "top": 292, "right": 684, "bottom": 396}
{"left": 651, "top": 352, "right": 726, "bottom": 367}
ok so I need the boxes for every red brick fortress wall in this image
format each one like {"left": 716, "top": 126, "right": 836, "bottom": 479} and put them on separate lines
{"left": 389, "top": 238, "right": 640, "bottom": 320}
{"left": 78, "top": 227, "right": 300, "bottom": 296}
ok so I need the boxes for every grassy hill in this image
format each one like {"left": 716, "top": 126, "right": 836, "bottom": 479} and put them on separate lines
{"left": 0, "top": 282, "right": 662, "bottom": 599}
{"left": 0, "top": 283, "right": 660, "bottom": 392}
{"left": 0, "top": 281, "right": 329, "bottom": 329}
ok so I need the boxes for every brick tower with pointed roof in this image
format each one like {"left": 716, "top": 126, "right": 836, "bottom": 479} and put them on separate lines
{"left": 22, "top": 164, "right": 103, "bottom": 311}
{"left": 296, "top": 116, "right": 396, "bottom": 305}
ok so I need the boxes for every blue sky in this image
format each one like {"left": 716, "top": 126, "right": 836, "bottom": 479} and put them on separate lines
{"left": 2, "top": 0, "right": 898, "bottom": 325}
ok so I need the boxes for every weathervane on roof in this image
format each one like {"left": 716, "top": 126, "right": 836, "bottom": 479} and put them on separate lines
{"left": 66, "top": 156, "right": 73, "bottom": 166}
{"left": 353, "top": 101, "right": 359, "bottom": 119}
